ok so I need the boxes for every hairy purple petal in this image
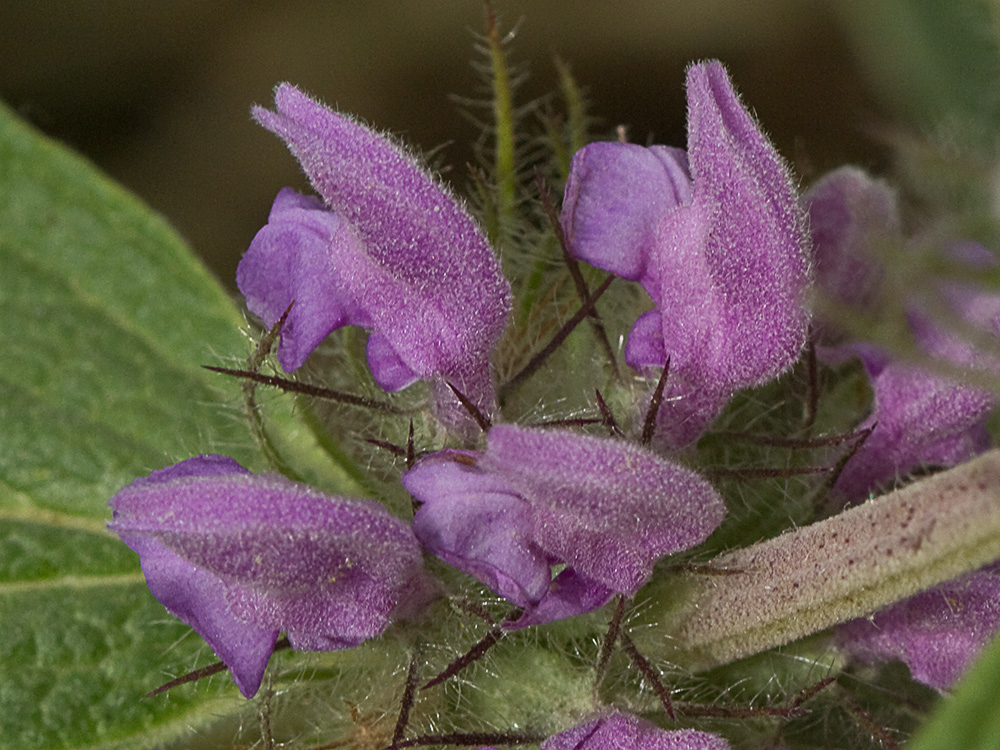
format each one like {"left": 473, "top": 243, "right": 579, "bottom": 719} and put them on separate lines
{"left": 240, "top": 84, "right": 511, "bottom": 421}
{"left": 404, "top": 426, "right": 725, "bottom": 625}
{"left": 562, "top": 143, "right": 691, "bottom": 279}
{"left": 562, "top": 61, "right": 811, "bottom": 447}
{"left": 237, "top": 189, "right": 372, "bottom": 372}
{"left": 823, "top": 372, "right": 994, "bottom": 512}
{"left": 405, "top": 451, "right": 551, "bottom": 608}
{"left": 803, "top": 166, "right": 898, "bottom": 322}
{"left": 120, "top": 530, "right": 277, "bottom": 698}
{"left": 681, "top": 61, "right": 810, "bottom": 384}
{"left": 110, "top": 455, "right": 424, "bottom": 698}
{"left": 839, "top": 564, "right": 1000, "bottom": 690}
{"left": 542, "top": 712, "right": 731, "bottom": 750}
{"left": 480, "top": 426, "right": 725, "bottom": 592}
{"left": 831, "top": 354, "right": 992, "bottom": 503}
{"left": 508, "top": 569, "right": 615, "bottom": 630}
{"left": 364, "top": 331, "right": 419, "bottom": 392}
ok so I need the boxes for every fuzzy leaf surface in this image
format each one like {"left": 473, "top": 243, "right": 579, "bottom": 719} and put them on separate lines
{"left": 0, "top": 101, "right": 361, "bottom": 749}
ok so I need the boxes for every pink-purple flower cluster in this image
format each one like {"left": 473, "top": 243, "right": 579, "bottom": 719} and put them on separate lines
{"left": 804, "top": 166, "right": 1000, "bottom": 689}
{"left": 106, "top": 53, "right": 1000, "bottom": 725}
{"left": 403, "top": 425, "right": 725, "bottom": 627}
{"left": 561, "top": 61, "right": 812, "bottom": 448}
{"left": 111, "top": 64, "right": 765, "bottom": 697}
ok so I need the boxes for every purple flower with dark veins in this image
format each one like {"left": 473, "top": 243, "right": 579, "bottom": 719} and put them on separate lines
{"left": 108, "top": 455, "right": 425, "bottom": 698}
{"left": 402, "top": 425, "right": 725, "bottom": 627}
{"left": 561, "top": 60, "right": 811, "bottom": 448}
{"left": 238, "top": 85, "right": 512, "bottom": 427}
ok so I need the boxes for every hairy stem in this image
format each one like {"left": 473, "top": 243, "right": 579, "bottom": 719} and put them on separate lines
{"left": 632, "top": 449, "right": 1000, "bottom": 670}
{"left": 484, "top": 2, "right": 517, "bottom": 243}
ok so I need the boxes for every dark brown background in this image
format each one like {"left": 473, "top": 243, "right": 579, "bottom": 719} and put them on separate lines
{"left": 2, "top": 1, "right": 894, "bottom": 290}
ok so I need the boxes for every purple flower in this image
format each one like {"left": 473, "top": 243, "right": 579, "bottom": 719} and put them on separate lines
{"left": 838, "top": 564, "right": 1000, "bottom": 691}
{"left": 561, "top": 61, "right": 811, "bottom": 448}
{"left": 108, "top": 455, "right": 425, "bottom": 698}
{"left": 804, "top": 166, "right": 898, "bottom": 329}
{"left": 806, "top": 167, "right": 1000, "bottom": 689}
{"left": 238, "top": 84, "right": 512, "bottom": 425}
{"left": 542, "top": 712, "right": 730, "bottom": 750}
{"left": 402, "top": 425, "right": 725, "bottom": 627}
{"left": 475, "top": 713, "right": 729, "bottom": 750}
{"left": 824, "top": 347, "right": 991, "bottom": 503}
{"left": 804, "top": 168, "right": 998, "bottom": 502}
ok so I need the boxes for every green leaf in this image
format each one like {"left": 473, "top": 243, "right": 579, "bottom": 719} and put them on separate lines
{"left": 836, "top": 0, "right": 1000, "bottom": 139}
{"left": 907, "top": 630, "right": 1000, "bottom": 750}
{"left": 0, "top": 101, "right": 361, "bottom": 748}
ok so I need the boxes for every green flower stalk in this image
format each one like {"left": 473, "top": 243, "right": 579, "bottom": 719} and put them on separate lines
{"left": 633, "top": 449, "right": 1000, "bottom": 672}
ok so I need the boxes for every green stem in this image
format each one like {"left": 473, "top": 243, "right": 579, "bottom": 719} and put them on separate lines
{"left": 554, "top": 54, "right": 588, "bottom": 179}
{"left": 632, "top": 449, "right": 1000, "bottom": 671}
{"left": 485, "top": 4, "right": 517, "bottom": 242}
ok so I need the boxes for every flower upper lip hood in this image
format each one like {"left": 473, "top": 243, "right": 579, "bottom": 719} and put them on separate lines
{"left": 402, "top": 425, "right": 726, "bottom": 627}
{"left": 108, "top": 455, "right": 425, "bottom": 698}
{"left": 239, "top": 84, "right": 512, "bottom": 421}
{"left": 561, "top": 60, "right": 812, "bottom": 447}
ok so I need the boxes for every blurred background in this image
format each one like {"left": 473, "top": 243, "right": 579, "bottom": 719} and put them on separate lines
{"left": 2, "top": 0, "right": 997, "bottom": 289}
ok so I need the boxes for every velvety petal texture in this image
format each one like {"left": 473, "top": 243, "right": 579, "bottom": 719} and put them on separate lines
{"left": 541, "top": 712, "right": 731, "bottom": 750}
{"left": 838, "top": 564, "right": 1000, "bottom": 691}
{"left": 403, "top": 425, "right": 725, "bottom": 626}
{"left": 562, "top": 61, "right": 811, "bottom": 447}
{"left": 805, "top": 169, "right": 1000, "bottom": 504}
{"left": 109, "top": 455, "right": 424, "bottom": 698}
{"left": 238, "top": 189, "right": 373, "bottom": 373}
{"left": 830, "top": 355, "right": 991, "bottom": 502}
{"left": 563, "top": 144, "right": 692, "bottom": 280}
{"left": 803, "top": 166, "right": 898, "bottom": 324}
{"left": 403, "top": 451, "right": 551, "bottom": 608}
{"left": 239, "top": 84, "right": 512, "bottom": 423}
